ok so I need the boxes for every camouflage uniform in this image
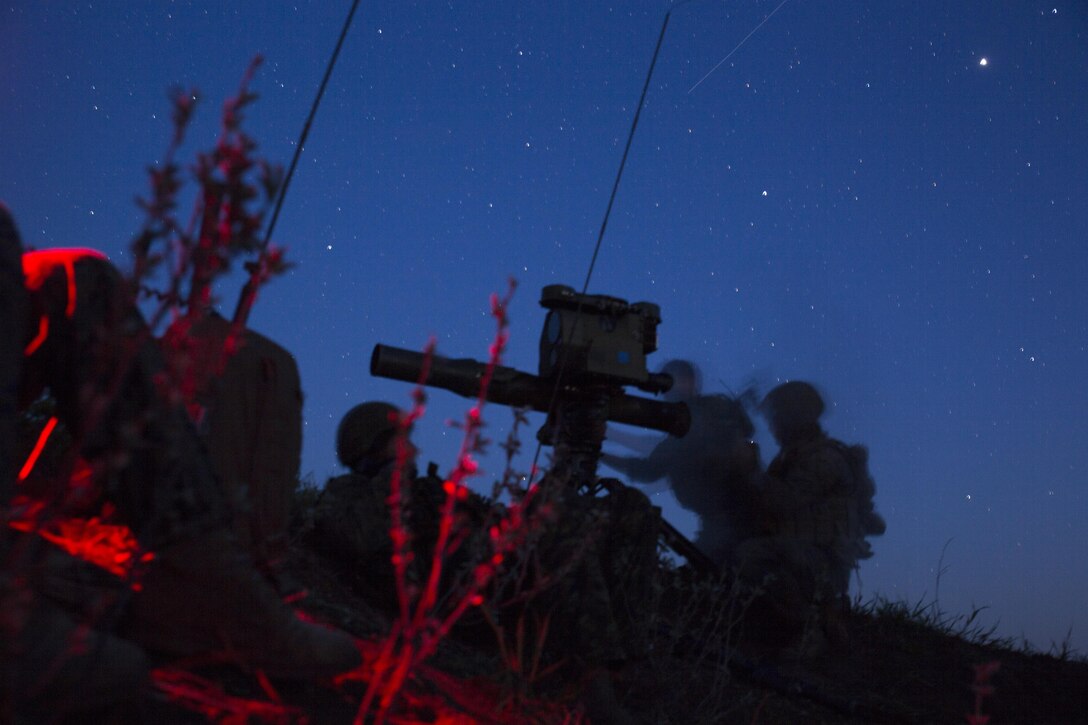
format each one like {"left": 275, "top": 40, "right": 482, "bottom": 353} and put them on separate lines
{"left": 734, "top": 435, "right": 859, "bottom": 637}
{"left": 311, "top": 462, "right": 452, "bottom": 611}
{"left": 735, "top": 382, "right": 871, "bottom": 650}
{"left": 313, "top": 401, "right": 497, "bottom": 614}
{"left": 761, "top": 433, "right": 860, "bottom": 597}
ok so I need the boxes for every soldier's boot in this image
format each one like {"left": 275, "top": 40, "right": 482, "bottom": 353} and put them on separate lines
{"left": 5, "top": 590, "right": 150, "bottom": 722}
{"left": 121, "top": 528, "right": 360, "bottom": 680}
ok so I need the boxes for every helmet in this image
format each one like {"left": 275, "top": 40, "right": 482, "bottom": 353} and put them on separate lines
{"left": 336, "top": 402, "right": 400, "bottom": 468}
{"left": 660, "top": 359, "right": 702, "bottom": 402}
{"left": 760, "top": 381, "right": 825, "bottom": 427}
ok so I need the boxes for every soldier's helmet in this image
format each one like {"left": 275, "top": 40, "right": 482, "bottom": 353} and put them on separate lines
{"left": 760, "top": 381, "right": 825, "bottom": 427}
{"left": 336, "top": 402, "right": 400, "bottom": 469}
{"left": 661, "top": 359, "right": 702, "bottom": 402}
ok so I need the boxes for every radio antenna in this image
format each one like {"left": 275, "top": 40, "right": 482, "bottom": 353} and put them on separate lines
{"left": 529, "top": 1, "right": 698, "bottom": 482}
{"left": 580, "top": 0, "right": 697, "bottom": 296}
{"left": 233, "top": 0, "right": 362, "bottom": 326}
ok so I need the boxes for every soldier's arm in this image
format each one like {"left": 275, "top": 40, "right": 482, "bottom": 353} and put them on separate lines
{"left": 599, "top": 435, "right": 680, "bottom": 482}
{"left": 604, "top": 425, "right": 662, "bottom": 455}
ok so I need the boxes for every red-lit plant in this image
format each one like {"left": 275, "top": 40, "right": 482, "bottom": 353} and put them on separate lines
{"left": 344, "top": 280, "right": 581, "bottom": 722}
{"left": 137, "top": 56, "right": 289, "bottom": 415}
{"left": 965, "top": 660, "right": 1000, "bottom": 725}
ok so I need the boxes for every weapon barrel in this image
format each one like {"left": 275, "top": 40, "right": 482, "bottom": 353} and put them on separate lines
{"left": 371, "top": 344, "right": 484, "bottom": 397}
{"left": 370, "top": 344, "right": 689, "bottom": 436}
{"left": 371, "top": 344, "right": 551, "bottom": 408}
{"left": 607, "top": 394, "right": 689, "bottom": 437}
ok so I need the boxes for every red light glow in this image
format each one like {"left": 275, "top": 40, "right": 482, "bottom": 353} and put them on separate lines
{"left": 24, "top": 315, "right": 49, "bottom": 355}
{"left": 22, "top": 248, "right": 107, "bottom": 318}
{"left": 17, "top": 416, "right": 58, "bottom": 481}
{"left": 151, "top": 667, "right": 305, "bottom": 724}
{"left": 7, "top": 497, "right": 148, "bottom": 580}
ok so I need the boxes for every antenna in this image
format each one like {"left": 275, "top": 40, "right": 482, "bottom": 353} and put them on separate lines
{"left": 529, "top": 1, "right": 698, "bottom": 481}
{"left": 233, "top": 0, "right": 362, "bottom": 326}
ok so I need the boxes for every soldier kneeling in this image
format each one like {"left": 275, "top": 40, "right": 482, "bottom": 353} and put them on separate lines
{"left": 310, "top": 402, "right": 487, "bottom": 613}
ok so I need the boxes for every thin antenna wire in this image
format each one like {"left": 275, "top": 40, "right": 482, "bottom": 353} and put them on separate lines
{"left": 528, "top": 2, "right": 694, "bottom": 483}
{"left": 262, "top": 0, "right": 361, "bottom": 253}
{"left": 234, "top": 0, "right": 361, "bottom": 325}
{"left": 579, "top": 7, "right": 674, "bottom": 296}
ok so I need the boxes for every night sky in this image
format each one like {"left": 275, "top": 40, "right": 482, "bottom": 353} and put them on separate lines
{"left": 3, "top": 2, "right": 1086, "bottom": 653}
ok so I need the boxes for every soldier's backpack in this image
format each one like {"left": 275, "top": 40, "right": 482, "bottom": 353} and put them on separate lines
{"left": 833, "top": 442, "right": 886, "bottom": 559}
{"left": 164, "top": 312, "right": 303, "bottom": 566}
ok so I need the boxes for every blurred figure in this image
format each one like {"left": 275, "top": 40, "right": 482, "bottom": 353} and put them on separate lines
{"left": 600, "top": 360, "right": 763, "bottom": 566}
{"left": 735, "top": 381, "right": 885, "bottom": 654}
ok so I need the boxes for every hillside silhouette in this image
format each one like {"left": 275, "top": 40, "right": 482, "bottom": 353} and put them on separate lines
{"left": 130, "top": 521, "right": 1088, "bottom": 725}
